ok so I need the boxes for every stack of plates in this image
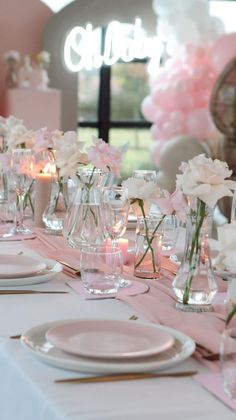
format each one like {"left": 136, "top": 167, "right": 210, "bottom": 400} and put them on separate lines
{"left": 0, "top": 254, "right": 62, "bottom": 286}
{"left": 21, "top": 319, "right": 195, "bottom": 374}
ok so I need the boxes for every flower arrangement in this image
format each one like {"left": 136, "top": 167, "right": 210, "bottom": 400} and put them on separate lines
{"left": 175, "top": 153, "right": 236, "bottom": 306}
{"left": 122, "top": 176, "right": 186, "bottom": 276}
{"left": 0, "top": 116, "right": 34, "bottom": 151}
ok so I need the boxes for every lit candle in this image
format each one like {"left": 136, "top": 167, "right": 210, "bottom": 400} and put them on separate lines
{"left": 118, "top": 238, "right": 129, "bottom": 264}
{"left": 34, "top": 172, "right": 52, "bottom": 227}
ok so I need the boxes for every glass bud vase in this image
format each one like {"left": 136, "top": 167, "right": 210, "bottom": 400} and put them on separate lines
{"left": 42, "top": 176, "right": 68, "bottom": 234}
{"left": 63, "top": 169, "right": 109, "bottom": 248}
{"left": 134, "top": 215, "right": 163, "bottom": 279}
{"left": 0, "top": 170, "right": 8, "bottom": 204}
{"left": 172, "top": 199, "right": 218, "bottom": 312}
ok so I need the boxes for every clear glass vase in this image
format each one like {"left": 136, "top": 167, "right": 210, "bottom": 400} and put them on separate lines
{"left": 0, "top": 170, "right": 8, "bottom": 204}
{"left": 172, "top": 198, "right": 218, "bottom": 312}
{"left": 63, "top": 168, "right": 109, "bottom": 248}
{"left": 134, "top": 215, "right": 164, "bottom": 279}
{"left": 42, "top": 176, "right": 68, "bottom": 234}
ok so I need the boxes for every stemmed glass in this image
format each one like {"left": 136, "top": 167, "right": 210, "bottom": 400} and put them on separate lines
{"left": 9, "top": 149, "right": 33, "bottom": 236}
{"left": 133, "top": 169, "right": 157, "bottom": 183}
{"left": 102, "top": 186, "right": 130, "bottom": 287}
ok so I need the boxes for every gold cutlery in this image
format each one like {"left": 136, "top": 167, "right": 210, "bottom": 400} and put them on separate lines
{"left": 129, "top": 314, "right": 139, "bottom": 320}
{"left": 0, "top": 290, "right": 68, "bottom": 295}
{"left": 195, "top": 343, "right": 220, "bottom": 361}
{"left": 55, "top": 370, "right": 198, "bottom": 384}
{"left": 56, "top": 259, "right": 80, "bottom": 276}
{"left": 202, "top": 353, "right": 220, "bottom": 361}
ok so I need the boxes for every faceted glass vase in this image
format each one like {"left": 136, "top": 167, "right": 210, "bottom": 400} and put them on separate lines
{"left": 63, "top": 169, "right": 109, "bottom": 248}
{"left": 172, "top": 199, "right": 218, "bottom": 312}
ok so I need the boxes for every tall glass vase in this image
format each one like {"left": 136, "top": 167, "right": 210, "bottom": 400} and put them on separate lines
{"left": 172, "top": 198, "right": 218, "bottom": 312}
{"left": 42, "top": 176, "right": 69, "bottom": 234}
{"left": 63, "top": 169, "right": 109, "bottom": 248}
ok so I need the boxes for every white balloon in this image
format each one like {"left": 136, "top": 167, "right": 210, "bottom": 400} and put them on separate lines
{"left": 152, "top": 0, "right": 191, "bottom": 17}
{"left": 185, "top": 0, "right": 209, "bottom": 23}
{"left": 174, "top": 18, "right": 200, "bottom": 44}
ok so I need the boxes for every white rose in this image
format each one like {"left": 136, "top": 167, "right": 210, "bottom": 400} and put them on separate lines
{"left": 176, "top": 154, "right": 236, "bottom": 208}
{"left": 122, "top": 177, "right": 160, "bottom": 202}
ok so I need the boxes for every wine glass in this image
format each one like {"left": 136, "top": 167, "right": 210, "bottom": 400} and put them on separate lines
{"left": 231, "top": 188, "right": 236, "bottom": 224}
{"left": 9, "top": 149, "right": 33, "bottom": 236}
{"left": 133, "top": 169, "right": 157, "bottom": 183}
{"left": 102, "top": 186, "right": 130, "bottom": 287}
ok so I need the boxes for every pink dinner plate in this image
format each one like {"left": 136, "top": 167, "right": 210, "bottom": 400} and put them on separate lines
{"left": 0, "top": 254, "right": 46, "bottom": 278}
{"left": 46, "top": 319, "right": 175, "bottom": 360}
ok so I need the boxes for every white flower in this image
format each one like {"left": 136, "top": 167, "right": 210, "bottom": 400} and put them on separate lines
{"left": 0, "top": 116, "right": 34, "bottom": 151}
{"left": 52, "top": 130, "right": 89, "bottom": 178}
{"left": 176, "top": 154, "right": 236, "bottom": 208}
{"left": 122, "top": 177, "right": 161, "bottom": 202}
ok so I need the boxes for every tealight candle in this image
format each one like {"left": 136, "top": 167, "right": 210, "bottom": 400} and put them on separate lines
{"left": 34, "top": 172, "right": 52, "bottom": 227}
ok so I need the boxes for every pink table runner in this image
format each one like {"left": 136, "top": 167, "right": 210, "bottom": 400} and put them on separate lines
{"left": 26, "top": 229, "right": 228, "bottom": 354}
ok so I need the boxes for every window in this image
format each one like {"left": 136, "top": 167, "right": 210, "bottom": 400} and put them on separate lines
{"left": 77, "top": 27, "right": 156, "bottom": 179}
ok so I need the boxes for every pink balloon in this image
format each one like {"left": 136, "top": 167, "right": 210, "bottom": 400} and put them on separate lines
{"left": 141, "top": 96, "right": 156, "bottom": 122}
{"left": 186, "top": 108, "right": 214, "bottom": 140}
{"left": 153, "top": 110, "right": 167, "bottom": 126}
{"left": 209, "top": 33, "right": 236, "bottom": 74}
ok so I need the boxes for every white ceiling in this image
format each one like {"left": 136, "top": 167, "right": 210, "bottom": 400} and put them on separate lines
{"left": 40, "top": 0, "right": 75, "bottom": 13}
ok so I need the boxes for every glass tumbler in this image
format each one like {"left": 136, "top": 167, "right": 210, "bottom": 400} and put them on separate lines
{"left": 221, "top": 327, "right": 236, "bottom": 400}
{"left": 80, "top": 245, "right": 123, "bottom": 295}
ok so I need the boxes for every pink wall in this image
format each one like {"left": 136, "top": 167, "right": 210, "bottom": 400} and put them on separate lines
{"left": 0, "top": 0, "right": 52, "bottom": 116}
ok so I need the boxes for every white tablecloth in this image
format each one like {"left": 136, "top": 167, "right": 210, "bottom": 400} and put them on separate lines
{"left": 0, "top": 240, "right": 235, "bottom": 420}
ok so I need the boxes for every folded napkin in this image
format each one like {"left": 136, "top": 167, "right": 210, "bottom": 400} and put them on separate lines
{"left": 25, "top": 228, "right": 81, "bottom": 277}
{"left": 0, "top": 233, "right": 36, "bottom": 241}
{"left": 67, "top": 279, "right": 149, "bottom": 299}
{"left": 194, "top": 373, "right": 236, "bottom": 411}
{"left": 118, "top": 272, "right": 227, "bottom": 355}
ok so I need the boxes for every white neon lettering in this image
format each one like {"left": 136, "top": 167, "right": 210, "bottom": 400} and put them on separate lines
{"left": 64, "top": 18, "right": 163, "bottom": 73}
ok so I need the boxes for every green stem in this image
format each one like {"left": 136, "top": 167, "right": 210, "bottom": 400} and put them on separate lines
{"left": 135, "top": 199, "right": 160, "bottom": 274}
{"left": 226, "top": 303, "right": 236, "bottom": 326}
{"left": 182, "top": 199, "right": 207, "bottom": 305}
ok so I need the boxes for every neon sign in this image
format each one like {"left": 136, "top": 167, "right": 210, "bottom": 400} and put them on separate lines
{"left": 64, "top": 18, "right": 163, "bottom": 73}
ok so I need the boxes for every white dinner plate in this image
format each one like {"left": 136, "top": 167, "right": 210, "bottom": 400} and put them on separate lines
{"left": 45, "top": 319, "right": 175, "bottom": 359}
{"left": 0, "top": 257, "right": 62, "bottom": 286}
{"left": 0, "top": 254, "right": 47, "bottom": 278}
{"left": 21, "top": 319, "right": 195, "bottom": 374}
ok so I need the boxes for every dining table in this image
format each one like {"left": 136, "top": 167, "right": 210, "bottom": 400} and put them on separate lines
{"left": 0, "top": 226, "right": 235, "bottom": 420}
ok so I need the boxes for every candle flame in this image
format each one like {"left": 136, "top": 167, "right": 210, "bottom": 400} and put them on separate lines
{"left": 43, "top": 162, "right": 56, "bottom": 174}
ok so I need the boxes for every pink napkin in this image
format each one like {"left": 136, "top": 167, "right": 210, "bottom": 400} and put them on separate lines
{"left": 26, "top": 228, "right": 81, "bottom": 277}
{"left": 118, "top": 273, "right": 226, "bottom": 354}
{"left": 194, "top": 373, "right": 236, "bottom": 411}
{"left": 0, "top": 233, "right": 36, "bottom": 241}
{"left": 67, "top": 279, "right": 149, "bottom": 299}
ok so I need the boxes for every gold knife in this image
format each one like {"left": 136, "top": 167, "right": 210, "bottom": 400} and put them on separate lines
{"left": 0, "top": 290, "right": 68, "bottom": 295}
{"left": 55, "top": 370, "right": 198, "bottom": 384}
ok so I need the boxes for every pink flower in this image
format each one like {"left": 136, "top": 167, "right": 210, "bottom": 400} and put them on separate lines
{"left": 33, "top": 127, "right": 53, "bottom": 153}
{"left": 87, "top": 137, "right": 122, "bottom": 177}
{"left": 156, "top": 189, "right": 186, "bottom": 221}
